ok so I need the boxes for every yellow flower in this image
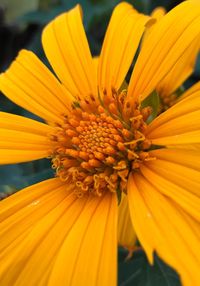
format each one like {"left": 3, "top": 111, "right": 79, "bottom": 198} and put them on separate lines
{"left": 144, "top": 6, "right": 200, "bottom": 112}
{"left": 0, "top": 1, "right": 200, "bottom": 286}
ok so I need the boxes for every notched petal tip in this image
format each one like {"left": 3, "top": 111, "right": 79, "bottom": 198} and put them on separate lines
{"left": 128, "top": 0, "right": 200, "bottom": 102}
{"left": 145, "top": 17, "right": 156, "bottom": 28}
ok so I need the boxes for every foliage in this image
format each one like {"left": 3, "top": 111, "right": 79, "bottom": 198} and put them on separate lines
{"left": 118, "top": 249, "right": 181, "bottom": 286}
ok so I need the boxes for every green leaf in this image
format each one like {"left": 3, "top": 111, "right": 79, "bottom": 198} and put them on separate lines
{"left": 118, "top": 250, "right": 181, "bottom": 286}
{"left": 39, "top": 0, "right": 60, "bottom": 10}
{"left": 118, "top": 249, "right": 145, "bottom": 286}
{"left": 141, "top": 91, "right": 160, "bottom": 123}
{"left": 1, "top": 0, "right": 39, "bottom": 23}
{"left": 116, "top": 186, "right": 122, "bottom": 205}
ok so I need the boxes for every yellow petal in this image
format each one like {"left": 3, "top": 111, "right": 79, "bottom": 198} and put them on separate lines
{"left": 157, "top": 36, "right": 200, "bottom": 96}
{"left": 42, "top": 5, "right": 97, "bottom": 103}
{"left": 146, "top": 91, "right": 200, "bottom": 134}
{"left": 144, "top": 159, "right": 200, "bottom": 197}
{"left": 0, "top": 178, "right": 73, "bottom": 284}
{"left": 149, "top": 130, "right": 200, "bottom": 146}
{"left": 142, "top": 7, "right": 166, "bottom": 46}
{"left": 179, "top": 80, "right": 200, "bottom": 101}
{"left": 166, "top": 143, "right": 200, "bottom": 151}
{"left": 0, "top": 111, "right": 53, "bottom": 135}
{"left": 128, "top": 174, "right": 154, "bottom": 263}
{"left": 127, "top": 0, "right": 200, "bottom": 102}
{"left": 148, "top": 110, "right": 200, "bottom": 138}
{"left": 0, "top": 50, "right": 72, "bottom": 124}
{"left": 0, "top": 179, "right": 117, "bottom": 286}
{"left": 140, "top": 162, "right": 200, "bottom": 221}
{"left": 0, "top": 178, "right": 65, "bottom": 227}
{"left": 98, "top": 2, "right": 153, "bottom": 96}
{"left": 128, "top": 173, "right": 200, "bottom": 286}
{"left": 146, "top": 88, "right": 200, "bottom": 145}
{"left": 0, "top": 150, "right": 49, "bottom": 164}
{"left": 150, "top": 147, "right": 200, "bottom": 171}
{"left": 48, "top": 192, "right": 117, "bottom": 286}
{"left": 151, "top": 7, "right": 166, "bottom": 19}
{"left": 0, "top": 112, "right": 53, "bottom": 164}
{"left": 118, "top": 193, "right": 137, "bottom": 250}
{"left": 93, "top": 56, "right": 99, "bottom": 81}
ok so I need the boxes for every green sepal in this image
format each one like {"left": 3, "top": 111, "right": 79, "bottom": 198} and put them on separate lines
{"left": 149, "top": 144, "right": 164, "bottom": 151}
{"left": 119, "top": 80, "right": 128, "bottom": 93}
{"left": 72, "top": 101, "right": 81, "bottom": 109}
{"left": 141, "top": 90, "right": 160, "bottom": 123}
{"left": 116, "top": 186, "right": 122, "bottom": 205}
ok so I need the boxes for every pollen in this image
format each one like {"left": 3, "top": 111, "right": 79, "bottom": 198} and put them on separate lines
{"left": 49, "top": 90, "right": 154, "bottom": 198}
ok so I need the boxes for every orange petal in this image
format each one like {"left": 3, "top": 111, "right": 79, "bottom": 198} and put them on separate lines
{"left": 98, "top": 2, "right": 153, "bottom": 97}
{"left": 0, "top": 50, "right": 72, "bottom": 124}
{"left": 42, "top": 5, "right": 97, "bottom": 104}
{"left": 127, "top": 0, "right": 200, "bottom": 102}
{"left": 146, "top": 90, "right": 200, "bottom": 134}
{"left": 151, "top": 7, "right": 166, "bottom": 19}
{"left": 179, "top": 80, "right": 200, "bottom": 101}
{"left": 93, "top": 56, "right": 99, "bottom": 82}
{"left": 148, "top": 110, "right": 200, "bottom": 138}
{"left": 157, "top": 35, "right": 200, "bottom": 96}
{"left": 144, "top": 158, "right": 200, "bottom": 198}
{"left": 142, "top": 7, "right": 166, "bottom": 46}
{"left": 128, "top": 172, "right": 200, "bottom": 286}
{"left": 149, "top": 147, "right": 200, "bottom": 171}
{"left": 140, "top": 162, "right": 200, "bottom": 221}
{"left": 0, "top": 179, "right": 117, "bottom": 286}
{"left": 0, "top": 112, "right": 53, "bottom": 164}
{"left": 48, "top": 192, "right": 117, "bottom": 286}
{"left": 146, "top": 89, "right": 200, "bottom": 145}
{"left": 118, "top": 193, "right": 137, "bottom": 250}
{"left": 166, "top": 143, "right": 200, "bottom": 151}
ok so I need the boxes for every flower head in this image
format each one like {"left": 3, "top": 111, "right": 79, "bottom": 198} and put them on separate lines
{"left": 0, "top": 1, "right": 200, "bottom": 286}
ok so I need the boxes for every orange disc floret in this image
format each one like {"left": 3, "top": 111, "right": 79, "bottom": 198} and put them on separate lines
{"left": 49, "top": 91, "right": 154, "bottom": 197}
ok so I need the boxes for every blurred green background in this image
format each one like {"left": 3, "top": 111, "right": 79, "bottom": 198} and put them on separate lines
{"left": 0, "top": 0, "right": 198, "bottom": 285}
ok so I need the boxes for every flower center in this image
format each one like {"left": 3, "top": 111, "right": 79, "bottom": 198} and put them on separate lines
{"left": 49, "top": 92, "right": 154, "bottom": 197}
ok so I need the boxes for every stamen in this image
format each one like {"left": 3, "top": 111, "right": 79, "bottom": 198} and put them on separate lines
{"left": 49, "top": 90, "right": 155, "bottom": 198}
